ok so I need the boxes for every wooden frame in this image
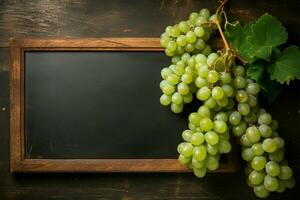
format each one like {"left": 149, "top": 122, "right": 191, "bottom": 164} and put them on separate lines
{"left": 10, "top": 38, "right": 237, "bottom": 173}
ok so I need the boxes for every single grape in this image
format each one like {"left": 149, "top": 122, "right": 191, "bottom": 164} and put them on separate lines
{"left": 273, "top": 137, "right": 285, "bottom": 149}
{"left": 201, "top": 45, "right": 211, "bottom": 56}
{"left": 194, "top": 38, "right": 206, "bottom": 50}
{"left": 195, "top": 54, "right": 207, "bottom": 64}
{"left": 264, "top": 175, "right": 279, "bottom": 191}
{"left": 193, "top": 145, "right": 207, "bottom": 161}
{"left": 206, "top": 143, "right": 218, "bottom": 155}
{"left": 204, "top": 131, "right": 219, "bottom": 145}
{"left": 192, "top": 157, "right": 204, "bottom": 168}
{"left": 197, "top": 86, "right": 211, "bottom": 101}
{"left": 198, "top": 105, "right": 211, "bottom": 118}
{"left": 160, "top": 36, "right": 171, "bottom": 47}
{"left": 207, "top": 70, "right": 219, "bottom": 83}
{"left": 265, "top": 161, "right": 280, "bottom": 177}
{"left": 269, "top": 149, "right": 284, "bottom": 162}
{"left": 240, "top": 134, "right": 252, "bottom": 147}
{"left": 172, "top": 92, "right": 183, "bottom": 104}
{"left": 249, "top": 170, "right": 265, "bottom": 185}
{"left": 186, "top": 31, "right": 197, "bottom": 43}
{"left": 278, "top": 166, "right": 293, "bottom": 180}
{"left": 167, "top": 40, "right": 177, "bottom": 52}
{"left": 283, "top": 177, "right": 296, "bottom": 188}
{"left": 161, "top": 67, "right": 173, "bottom": 79}
{"left": 198, "top": 65, "right": 209, "bottom": 78}
{"left": 247, "top": 95, "right": 257, "bottom": 107}
{"left": 183, "top": 93, "right": 193, "bottom": 103}
{"left": 178, "top": 154, "right": 191, "bottom": 164}
{"left": 233, "top": 65, "right": 245, "bottom": 76}
{"left": 162, "top": 84, "right": 176, "bottom": 95}
{"left": 191, "top": 132, "right": 205, "bottom": 145}
{"left": 214, "top": 112, "right": 228, "bottom": 122}
{"left": 167, "top": 74, "right": 180, "bottom": 85}
{"left": 229, "top": 111, "right": 242, "bottom": 126}
{"left": 171, "top": 103, "right": 183, "bottom": 113}
{"left": 178, "top": 21, "right": 190, "bottom": 33}
{"left": 251, "top": 156, "right": 267, "bottom": 171}
{"left": 262, "top": 138, "right": 277, "bottom": 153}
{"left": 234, "top": 76, "right": 246, "bottom": 89}
{"left": 246, "top": 83, "right": 261, "bottom": 95}
{"left": 222, "top": 84, "right": 233, "bottom": 97}
{"left": 246, "top": 126, "right": 261, "bottom": 143}
{"left": 193, "top": 167, "right": 207, "bottom": 178}
{"left": 238, "top": 103, "right": 250, "bottom": 115}
{"left": 242, "top": 148, "right": 255, "bottom": 161}
{"left": 220, "top": 72, "right": 232, "bottom": 84}
{"left": 207, "top": 53, "right": 219, "bottom": 67}
{"left": 181, "top": 73, "right": 193, "bottom": 84}
{"left": 194, "top": 26, "right": 205, "bottom": 37}
{"left": 259, "top": 124, "right": 272, "bottom": 138}
{"left": 243, "top": 112, "right": 257, "bottom": 124}
{"left": 218, "top": 140, "right": 231, "bottom": 153}
{"left": 232, "top": 121, "right": 247, "bottom": 137}
{"left": 251, "top": 143, "right": 264, "bottom": 156}
{"left": 213, "top": 120, "right": 227, "bottom": 133}
{"left": 216, "top": 97, "right": 228, "bottom": 107}
{"left": 199, "top": 8, "right": 210, "bottom": 19}
{"left": 204, "top": 97, "right": 216, "bottom": 109}
{"left": 189, "top": 112, "right": 201, "bottom": 125}
{"left": 182, "top": 130, "right": 193, "bottom": 142}
{"left": 236, "top": 90, "right": 249, "bottom": 103}
{"left": 179, "top": 142, "right": 194, "bottom": 157}
{"left": 160, "top": 94, "right": 172, "bottom": 106}
{"left": 176, "top": 35, "right": 187, "bottom": 47}
{"left": 276, "top": 180, "right": 286, "bottom": 193}
{"left": 211, "top": 86, "right": 224, "bottom": 100}
{"left": 205, "top": 155, "right": 219, "bottom": 170}
{"left": 195, "top": 77, "right": 208, "bottom": 88}
{"left": 258, "top": 113, "right": 272, "bottom": 125}
{"left": 254, "top": 184, "right": 269, "bottom": 198}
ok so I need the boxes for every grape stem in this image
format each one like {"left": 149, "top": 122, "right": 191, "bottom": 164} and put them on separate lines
{"left": 214, "top": 0, "right": 230, "bottom": 51}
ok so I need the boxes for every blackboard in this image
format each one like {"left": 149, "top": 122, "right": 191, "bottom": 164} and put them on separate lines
{"left": 10, "top": 38, "right": 236, "bottom": 172}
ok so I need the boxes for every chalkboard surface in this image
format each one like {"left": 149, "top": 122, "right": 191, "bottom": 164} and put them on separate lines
{"left": 24, "top": 51, "right": 197, "bottom": 159}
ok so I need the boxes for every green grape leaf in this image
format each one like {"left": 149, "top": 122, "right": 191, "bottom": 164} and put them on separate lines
{"left": 260, "top": 75, "right": 282, "bottom": 102}
{"left": 246, "top": 62, "right": 265, "bottom": 83}
{"left": 268, "top": 45, "right": 300, "bottom": 84}
{"left": 225, "top": 13, "right": 288, "bottom": 63}
{"left": 247, "top": 13, "right": 288, "bottom": 61}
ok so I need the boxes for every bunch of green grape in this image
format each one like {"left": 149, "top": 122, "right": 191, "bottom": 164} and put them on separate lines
{"left": 159, "top": 8, "right": 295, "bottom": 199}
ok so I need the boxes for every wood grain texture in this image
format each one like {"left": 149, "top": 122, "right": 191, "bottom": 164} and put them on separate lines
{"left": 10, "top": 38, "right": 236, "bottom": 173}
{"left": 0, "top": 0, "right": 300, "bottom": 199}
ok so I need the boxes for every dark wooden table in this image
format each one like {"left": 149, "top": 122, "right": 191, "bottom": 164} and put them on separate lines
{"left": 0, "top": 0, "right": 299, "bottom": 199}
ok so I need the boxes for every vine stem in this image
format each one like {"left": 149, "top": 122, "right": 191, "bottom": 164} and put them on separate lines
{"left": 214, "top": 0, "right": 230, "bottom": 51}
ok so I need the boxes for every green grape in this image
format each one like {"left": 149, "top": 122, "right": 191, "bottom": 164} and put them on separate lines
{"left": 241, "top": 134, "right": 252, "bottom": 147}
{"left": 189, "top": 112, "right": 201, "bottom": 125}
{"left": 283, "top": 178, "right": 296, "bottom": 188}
{"left": 160, "top": 94, "right": 172, "bottom": 106}
{"left": 214, "top": 112, "right": 228, "bottom": 122}
{"left": 189, "top": 123, "right": 197, "bottom": 131}
{"left": 251, "top": 156, "right": 267, "bottom": 171}
{"left": 249, "top": 170, "right": 265, "bottom": 185}
{"left": 195, "top": 54, "right": 207, "bottom": 64}
{"left": 270, "top": 120, "right": 279, "bottom": 130}
{"left": 186, "top": 31, "right": 197, "bottom": 43}
{"left": 233, "top": 65, "right": 245, "bottom": 77}
{"left": 278, "top": 166, "right": 293, "bottom": 180}
{"left": 165, "top": 25, "right": 172, "bottom": 35}
{"left": 194, "top": 26, "right": 205, "bottom": 37}
{"left": 264, "top": 175, "right": 279, "bottom": 191}
{"left": 176, "top": 46, "right": 185, "bottom": 55}
{"left": 203, "top": 98, "right": 216, "bottom": 110}
{"left": 176, "top": 35, "right": 187, "bottom": 46}
{"left": 195, "top": 77, "right": 208, "bottom": 88}
{"left": 200, "top": 117, "right": 213, "bottom": 131}
{"left": 212, "top": 86, "right": 224, "bottom": 100}
{"left": 218, "top": 140, "right": 231, "bottom": 153}
{"left": 232, "top": 121, "right": 247, "bottom": 137}
{"left": 213, "top": 120, "right": 227, "bottom": 133}
{"left": 171, "top": 103, "right": 183, "bottom": 113}
{"left": 206, "top": 143, "right": 218, "bottom": 155}
{"left": 167, "top": 40, "right": 177, "bottom": 52}
{"left": 198, "top": 65, "right": 209, "bottom": 78}
{"left": 212, "top": 104, "right": 222, "bottom": 112}
{"left": 216, "top": 97, "right": 228, "bottom": 107}
{"left": 265, "top": 161, "right": 280, "bottom": 177}
{"left": 180, "top": 142, "right": 194, "bottom": 157}
{"left": 174, "top": 64, "right": 185, "bottom": 76}
{"left": 229, "top": 111, "right": 242, "bottom": 126}
{"left": 234, "top": 76, "right": 246, "bottom": 89}
{"left": 258, "top": 113, "right": 272, "bottom": 125}
{"left": 236, "top": 90, "right": 248, "bottom": 103}
{"left": 172, "top": 92, "right": 183, "bottom": 104}
{"left": 242, "top": 148, "right": 255, "bottom": 161}
{"left": 181, "top": 73, "right": 193, "bottom": 84}
{"left": 205, "top": 155, "right": 219, "bottom": 170}
{"left": 162, "top": 83, "right": 176, "bottom": 95}
{"left": 166, "top": 74, "right": 180, "bottom": 85}
{"left": 185, "top": 43, "right": 195, "bottom": 52}
{"left": 178, "top": 154, "right": 191, "bottom": 164}
{"left": 219, "top": 129, "right": 230, "bottom": 140}
{"left": 257, "top": 108, "right": 267, "bottom": 117}
{"left": 181, "top": 53, "right": 191, "bottom": 63}
{"left": 259, "top": 124, "right": 272, "bottom": 138}
{"left": 199, "top": 8, "right": 210, "bottom": 19}
{"left": 269, "top": 149, "right": 284, "bottom": 162}
{"left": 194, "top": 38, "right": 206, "bottom": 50}
{"left": 182, "top": 130, "right": 193, "bottom": 142}
{"left": 273, "top": 137, "right": 285, "bottom": 149}
{"left": 254, "top": 184, "right": 269, "bottom": 198}
{"left": 201, "top": 45, "right": 211, "bottom": 56}
{"left": 159, "top": 80, "right": 168, "bottom": 90}
{"left": 183, "top": 93, "right": 193, "bottom": 103}
{"left": 238, "top": 103, "right": 250, "bottom": 115}
{"left": 193, "top": 167, "right": 207, "bottom": 178}
{"left": 220, "top": 72, "right": 232, "bottom": 84}
{"left": 246, "top": 83, "right": 261, "bottom": 95}
{"left": 193, "top": 145, "right": 207, "bottom": 161}
{"left": 207, "top": 70, "right": 219, "bottom": 83}
{"left": 161, "top": 67, "right": 173, "bottom": 79}
{"left": 246, "top": 126, "right": 261, "bottom": 143}
{"left": 251, "top": 143, "right": 264, "bottom": 156}
{"left": 177, "top": 82, "right": 190, "bottom": 95}
{"left": 204, "top": 131, "right": 219, "bottom": 145}
{"left": 178, "top": 21, "right": 190, "bottom": 33}
{"left": 247, "top": 95, "right": 257, "bottom": 107}
{"left": 262, "top": 138, "right": 277, "bottom": 153}
{"left": 222, "top": 84, "right": 233, "bottom": 97}
{"left": 207, "top": 53, "right": 219, "bottom": 67}
{"left": 243, "top": 112, "right": 257, "bottom": 124}
{"left": 169, "top": 64, "right": 176, "bottom": 72}
{"left": 192, "top": 157, "right": 204, "bottom": 168}
{"left": 160, "top": 37, "right": 171, "bottom": 47}
{"left": 195, "top": 16, "right": 207, "bottom": 26}
{"left": 191, "top": 132, "right": 205, "bottom": 145}
{"left": 197, "top": 105, "right": 211, "bottom": 118}
{"left": 172, "top": 56, "right": 181, "bottom": 64}
{"left": 276, "top": 180, "right": 286, "bottom": 193}
{"left": 197, "top": 86, "right": 211, "bottom": 101}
